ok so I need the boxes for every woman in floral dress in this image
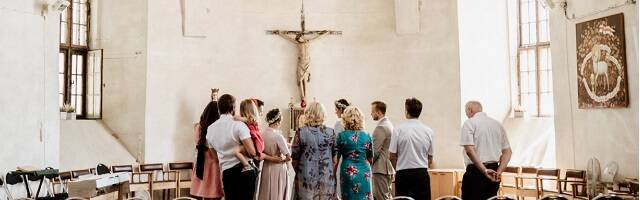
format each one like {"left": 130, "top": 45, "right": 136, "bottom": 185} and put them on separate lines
{"left": 291, "top": 102, "right": 338, "bottom": 200}
{"left": 335, "top": 106, "right": 374, "bottom": 200}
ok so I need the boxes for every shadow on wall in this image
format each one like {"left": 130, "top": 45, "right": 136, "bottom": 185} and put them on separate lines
{"left": 503, "top": 117, "right": 556, "bottom": 168}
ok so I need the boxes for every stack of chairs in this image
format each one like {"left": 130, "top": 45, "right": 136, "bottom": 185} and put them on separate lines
{"left": 499, "top": 166, "right": 587, "bottom": 200}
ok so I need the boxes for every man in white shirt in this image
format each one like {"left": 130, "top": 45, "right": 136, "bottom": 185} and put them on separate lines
{"left": 389, "top": 98, "right": 434, "bottom": 200}
{"left": 370, "top": 101, "right": 395, "bottom": 200}
{"left": 460, "top": 101, "right": 512, "bottom": 200}
{"left": 206, "top": 94, "right": 257, "bottom": 200}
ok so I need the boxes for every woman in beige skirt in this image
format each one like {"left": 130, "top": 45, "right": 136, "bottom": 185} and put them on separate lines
{"left": 258, "top": 108, "right": 294, "bottom": 200}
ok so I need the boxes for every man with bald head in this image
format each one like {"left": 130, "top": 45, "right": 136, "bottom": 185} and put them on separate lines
{"left": 460, "top": 101, "right": 512, "bottom": 200}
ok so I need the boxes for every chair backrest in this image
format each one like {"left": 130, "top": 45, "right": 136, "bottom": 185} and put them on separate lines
{"left": 504, "top": 166, "right": 520, "bottom": 174}
{"left": 71, "top": 169, "right": 92, "bottom": 179}
{"left": 168, "top": 163, "right": 192, "bottom": 171}
{"left": 521, "top": 167, "right": 538, "bottom": 175}
{"left": 139, "top": 164, "right": 163, "bottom": 172}
{"left": 501, "top": 166, "right": 520, "bottom": 187}
{"left": 565, "top": 169, "right": 586, "bottom": 180}
{"left": 538, "top": 168, "right": 560, "bottom": 177}
{"left": 111, "top": 165, "right": 134, "bottom": 173}
{"left": 58, "top": 172, "right": 73, "bottom": 181}
{"left": 96, "top": 164, "right": 111, "bottom": 175}
{"left": 139, "top": 164, "right": 164, "bottom": 182}
{"left": 168, "top": 162, "right": 193, "bottom": 181}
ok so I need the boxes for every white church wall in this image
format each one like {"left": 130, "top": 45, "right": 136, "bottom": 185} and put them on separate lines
{"left": 550, "top": 0, "right": 638, "bottom": 177}
{"left": 60, "top": 120, "right": 137, "bottom": 171}
{"left": 0, "top": 0, "right": 60, "bottom": 172}
{"left": 457, "top": 0, "right": 512, "bottom": 122}
{"left": 144, "top": 0, "right": 465, "bottom": 169}
{"left": 87, "top": 0, "right": 149, "bottom": 162}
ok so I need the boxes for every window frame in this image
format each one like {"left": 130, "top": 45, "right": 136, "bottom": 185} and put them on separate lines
{"left": 59, "top": 0, "right": 100, "bottom": 119}
{"left": 516, "top": 0, "right": 553, "bottom": 117}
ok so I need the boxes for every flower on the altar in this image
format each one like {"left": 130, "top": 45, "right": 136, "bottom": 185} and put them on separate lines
{"left": 346, "top": 166, "right": 358, "bottom": 176}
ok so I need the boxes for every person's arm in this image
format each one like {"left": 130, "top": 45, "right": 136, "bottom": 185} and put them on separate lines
{"left": 427, "top": 132, "right": 434, "bottom": 168}
{"left": 307, "top": 30, "right": 329, "bottom": 41}
{"left": 371, "top": 126, "right": 385, "bottom": 164}
{"left": 277, "top": 31, "right": 298, "bottom": 43}
{"left": 495, "top": 126, "right": 512, "bottom": 180}
{"left": 464, "top": 145, "right": 496, "bottom": 181}
{"left": 237, "top": 124, "right": 256, "bottom": 157}
{"left": 366, "top": 135, "right": 374, "bottom": 165}
{"left": 263, "top": 154, "right": 285, "bottom": 163}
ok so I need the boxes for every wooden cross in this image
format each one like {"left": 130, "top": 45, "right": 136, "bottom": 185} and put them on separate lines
{"left": 267, "top": 0, "right": 341, "bottom": 102}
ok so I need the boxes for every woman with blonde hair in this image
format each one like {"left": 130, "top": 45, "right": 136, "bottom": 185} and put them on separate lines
{"left": 334, "top": 106, "right": 374, "bottom": 200}
{"left": 233, "top": 99, "right": 265, "bottom": 172}
{"left": 291, "top": 102, "right": 338, "bottom": 199}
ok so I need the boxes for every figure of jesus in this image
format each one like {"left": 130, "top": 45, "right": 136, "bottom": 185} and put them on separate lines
{"left": 276, "top": 30, "right": 329, "bottom": 101}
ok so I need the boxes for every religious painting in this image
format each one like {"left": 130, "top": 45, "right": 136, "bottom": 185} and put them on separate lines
{"left": 576, "top": 13, "right": 628, "bottom": 109}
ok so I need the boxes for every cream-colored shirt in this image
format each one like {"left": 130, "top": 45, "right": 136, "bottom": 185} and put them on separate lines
{"left": 207, "top": 114, "right": 251, "bottom": 171}
{"left": 389, "top": 119, "right": 434, "bottom": 171}
{"left": 460, "top": 112, "right": 510, "bottom": 166}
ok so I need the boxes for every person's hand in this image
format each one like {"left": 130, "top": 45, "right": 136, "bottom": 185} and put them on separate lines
{"left": 484, "top": 169, "right": 497, "bottom": 182}
{"left": 494, "top": 170, "right": 503, "bottom": 182}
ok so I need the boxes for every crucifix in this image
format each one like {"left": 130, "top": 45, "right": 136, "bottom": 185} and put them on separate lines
{"left": 267, "top": 0, "right": 341, "bottom": 102}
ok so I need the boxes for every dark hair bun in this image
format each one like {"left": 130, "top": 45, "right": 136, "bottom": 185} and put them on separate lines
{"left": 266, "top": 108, "right": 281, "bottom": 124}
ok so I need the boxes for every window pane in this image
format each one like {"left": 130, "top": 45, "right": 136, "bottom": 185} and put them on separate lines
{"left": 80, "top": 3, "right": 88, "bottom": 25}
{"left": 59, "top": 74, "right": 65, "bottom": 94}
{"left": 72, "top": 24, "right": 79, "bottom": 45}
{"left": 529, "top": 23, "right": 537, "bottom": 44}
{"left": 528, "top": 49, "right": 536, "bottom": 70}
{"left": 77, "top": 76, "right": 83, "bottom": 95}
{"left": 76, "top": 96, "right": 83, "bottom": 115}
{"left": 61, "top": 4, "right": 68, "bottom": 22}
{"left": 540, "top": 70, "right": 549, "bottom": 92}
{"left": 70, "top": 95, "right": 76, "bottom": 110}
{"left": 523, "top": 93, "right": 537, "bottom": 115}
{"left": 528, "top": 0, "right": 536, "bottom": 23}
{"left": 77, "top": 55, "right": 84, "bottom": 74}
{"left": 520, "top": 1, "right": 529, "bottom": 24}
{"left": 59, "top": 94, "right": 64, "bottom": 108}
{"left": 520, "top": 72, "right": 529, "bottom": 93}
{"left": 528, "top": 72, "right": 537, "bottom": 93}
{"left": 71, "top": 54, "right": 77, "bottom": 74}
{"left": 72, "top": 2, "right": 79, "bottom": 24}
{"left": 71, "top": 75, "right": 77, "bottom": 94}
{"left": 60, "top": 22, "right": 68, "bottom": 44}
{"left": 520, "top": 24, "right": 530, "bottom": 45}
{"left": 519, "top": 50, "right": 528, "bottom": 71}
{"left": 538, "top": 3, "right": 548, "bottom": 21}
{"left": 538, "top": 47, "right": 549, "bottom": 70}
{"left": 540, "top": 92, "right": 554, "bottom": 116}
{"left": 539, "top": 20, "right": 549, "bottom": 42}
{"left": 58, "top": 53, "right": 65, "bottom": 73}
{"left": 80, "top": 26, "right": 87, "bottom": 46}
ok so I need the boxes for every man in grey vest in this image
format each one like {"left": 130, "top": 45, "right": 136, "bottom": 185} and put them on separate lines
{"left": 370, "top": 101, "right": 395, "bottom": 200}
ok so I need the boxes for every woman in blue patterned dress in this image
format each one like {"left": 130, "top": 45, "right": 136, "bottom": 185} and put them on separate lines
{"left": 291, "top": 102, "right": 338, "bottom": 200}
{"left": 334, "top": 106, "right": 374, "bottom": 200}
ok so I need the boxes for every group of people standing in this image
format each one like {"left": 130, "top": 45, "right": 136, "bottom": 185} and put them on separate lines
{"left": 187, "top": 91, "right": 512, "bottom": 200}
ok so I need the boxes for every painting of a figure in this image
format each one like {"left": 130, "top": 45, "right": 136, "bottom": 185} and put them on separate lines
{"left": 576, "top": 13, "right": 629, "bottom": 108}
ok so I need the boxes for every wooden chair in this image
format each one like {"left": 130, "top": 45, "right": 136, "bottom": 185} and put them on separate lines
{"left": 112, "top": 165, "right": 153, "bottom": 200}
{"left": 537, "top": 169, "right": 561, "bottom": 196}
{"left": 168, "top": 162, "right": 193, "bottom": 197}
{"left": 500, "top": 166, "right": 520, "bottom": 197}
{"left": 515, "top": 167, "right": 539, "bottom": 200}
{"left": 51, "top": 171, "right": 73, "bottom": 194}
{"left": 70, "top": 169, "right": 93, "bottom": 179}
{"left": 557, "top": 169, "right": 586, "bottom": 197}
{"left": 139, "top": 163, "right": 179, "bottom": 200}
